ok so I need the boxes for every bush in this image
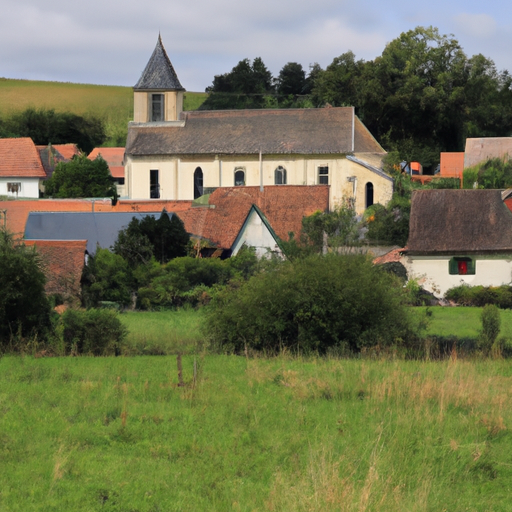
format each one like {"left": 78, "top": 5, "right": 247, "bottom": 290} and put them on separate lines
{"left": 480, "top": 304, "right": 501, "bottom": 354}
{"left": 60, "top": 308, "right": 127, "bottom": 355}
{"left": 445, "top": 285, "right": 512, "bottom": 308}
{"left": 0, "top": 230, "right": 52, "bottom": 348}
{"left": 206, "top": 254, "right": 414, "bottom": 354}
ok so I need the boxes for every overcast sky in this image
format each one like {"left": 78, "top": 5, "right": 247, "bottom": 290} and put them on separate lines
{"left": 2, "top": 0, "right": 512, "bottom": 92}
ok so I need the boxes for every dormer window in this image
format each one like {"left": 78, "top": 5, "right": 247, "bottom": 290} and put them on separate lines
{"left": 151, "top": 94, "right": 164, "bottom": 122}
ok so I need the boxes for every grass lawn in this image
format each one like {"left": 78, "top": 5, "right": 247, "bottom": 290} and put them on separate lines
{"left": 414, "top": 306, "right": 512, "bottom": 340}
{"left": 1, "top": 354, "right": 512, "bottom": 511}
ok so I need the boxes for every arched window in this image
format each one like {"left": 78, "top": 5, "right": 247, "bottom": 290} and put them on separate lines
{"left": 194, "top": 167, "right": 203, "bottom": 199}
{"left": 274, "top": 166, "right": 287, "bottom": 185}
{"left": 365, "top": 182, "right": 374, "bottom": 208}
{"left": 234, "top": 168, "right": 245, "bottom": 186}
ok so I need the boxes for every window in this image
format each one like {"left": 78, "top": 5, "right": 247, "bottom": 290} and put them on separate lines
{"left": 274, "top": 166, "right": 287, "bottom": 185}
{"left": 234, "top": 168, "right": 245, "bottom": 186}
{"left": 151, "top": 94, "right": 164, "bottom": 122}
{"left": 7, "top": 182, "right": 21, "bottom": 194}
{"left": 318, "top": 166, "right": 329, "bottom": 184}
{"left": 150, "top": 169, "right": 160, "bottom": 198}
{"left": 365, "top": 182, "right": 374, "bottom": 208}
{"left": 194, "top": 167, "right": 204, "bottom": 199}
{"left": 449, "top": 257, "right": 475, "bottom": 275}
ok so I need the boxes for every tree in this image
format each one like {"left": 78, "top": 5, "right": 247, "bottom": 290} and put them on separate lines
{"left": 44, "top": 154, "right": 117, "bottom": 199}
{"left": 7, "top": 108, "right": 106, "bottom": 153}
{"left": 0, "top": 230, "right": 51, "bottom": 345}
{"left": 113, "top": 210, "right": 190, "bottom": 266}
{"left": 206, "top": 254, "right": 414, "bottom": 353}
{"left": 276, "top": 62, "right": 307, "bottom": 97}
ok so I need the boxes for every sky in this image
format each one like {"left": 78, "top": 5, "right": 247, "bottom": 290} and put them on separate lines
{"left": 2, "top": 0, "right": 512, "bottom": 92}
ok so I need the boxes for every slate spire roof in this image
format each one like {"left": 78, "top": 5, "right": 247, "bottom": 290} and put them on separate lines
{"left": 134, "top": 34, "right": 184, "bottom": 91}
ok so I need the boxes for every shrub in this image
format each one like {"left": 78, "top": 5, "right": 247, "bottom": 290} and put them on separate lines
{"left": 60, "top": 308, "right": 127, "bottom": 355}
{"left": 445, "top": 285, "right": 512, "bottom": 308}
{"left": 0, "top": 230, "right": 52, "bottom": 348}
{"left": 205, "top": 254, "right": 414, "bottom": 354}
{"left": 480, "top": 304, "right": 501, "bottom": 354}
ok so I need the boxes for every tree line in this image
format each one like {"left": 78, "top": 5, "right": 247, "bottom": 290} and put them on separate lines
{"left": 202, "top": 26, "right": 512, "bottom": 171}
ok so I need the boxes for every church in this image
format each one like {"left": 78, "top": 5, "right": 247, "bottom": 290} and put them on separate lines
{"left": 124, "top": 36, "right": 393, "bottom": 215}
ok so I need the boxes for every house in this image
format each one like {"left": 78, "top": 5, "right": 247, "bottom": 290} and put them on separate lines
{"left": 464, "top": 137, "right": 512, "bottom": 169}
{"left": 88, "top": 147, "right": 126, "bottom": 197}
{"left": 402, "top": 189, "right": 512, "bottom": 297}
{"left": 124, "top": 36, "right": 393, "bottom": 215}
{"left": 0, "top": 138, "right": 47, "bottom": 198}
{"left": 37, "top": 143, "right": 81, "bottom": 180}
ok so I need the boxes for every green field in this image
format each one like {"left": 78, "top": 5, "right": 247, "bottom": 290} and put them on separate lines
{"left": 1, "top": 354, "right": 512, "bottom": 511}
{"left": 0, "top": 78, "right": 208, "bottom": 147}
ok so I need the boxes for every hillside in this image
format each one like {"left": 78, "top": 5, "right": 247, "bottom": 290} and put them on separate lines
{"left": 0, "top": 78, "right": 207, "bottom": 147}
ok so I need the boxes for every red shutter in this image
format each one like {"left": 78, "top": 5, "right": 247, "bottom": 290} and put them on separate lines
{"left": 458, "top": 260, "right": 467, "bottom": 275}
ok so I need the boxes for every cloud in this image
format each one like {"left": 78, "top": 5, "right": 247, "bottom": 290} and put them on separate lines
{"left": 453, "top": 13, "right": 497, "bottom": 39}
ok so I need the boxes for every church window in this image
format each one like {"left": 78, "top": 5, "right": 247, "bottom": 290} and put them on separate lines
{"left": 275, "top": 166, "right": 287, "bottom": 185}
{"left": 234, "top": 168, "right": 246, "bottom": 186}
{"left": 151, "top": 94, "right": 164, "bottom": 122}
{"left": 318, "top": 166, "right": 329, "bottom": 184}
{"left": 194, "top": 167, "right": 204, "bottom": 199}
{"left": 150, "top": 169, "right": 160, "bottom": 198}
{"left": 365, "top": 182, "right": 374, "bottom": 208}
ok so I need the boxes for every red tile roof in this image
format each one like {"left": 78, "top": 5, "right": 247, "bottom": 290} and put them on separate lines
{"left": 0, "top": 138, "right": 47, "bottom": 178}
{"left": 1, "top": 186, "right": 329, "bottom": 253}
{"left": 53, "top": 144, "right": 80, "bottom": 160}
{"left": 88, "top": 147, "right": 125, "bottom": 178}
{"left": 24, "top": 239, "right": 87, "bottom": 300}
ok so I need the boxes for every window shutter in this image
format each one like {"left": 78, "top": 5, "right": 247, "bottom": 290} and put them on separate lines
{"left": 449, "top": 258, "right": 457, "bottom": 275}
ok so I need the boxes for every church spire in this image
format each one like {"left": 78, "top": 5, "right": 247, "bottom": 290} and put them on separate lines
{"left": 134, "top": 35, "right": 184, "bottom": 91}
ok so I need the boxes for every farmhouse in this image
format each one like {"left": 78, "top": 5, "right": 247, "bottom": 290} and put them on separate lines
{"left": 124, "top": 36, "right": 393, "bottom": 214}
{"left": 402, "top": 189, "right": 512, "bottom": 297}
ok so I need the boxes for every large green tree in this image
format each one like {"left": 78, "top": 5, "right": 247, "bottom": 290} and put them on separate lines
{"left": 44, "top": 154, "right": 116, "bottom": 199}
{"left": 0, "top": 230, "right": 51, "bottom": 345}
{"left": 6, "top": 108, "right": 106, "bottom": 153}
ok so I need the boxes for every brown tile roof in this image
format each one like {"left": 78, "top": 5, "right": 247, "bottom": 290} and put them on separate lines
{"left": 181, "top": 185, "right": 330, "bottom": 249}
{"left": 373, "top": 247, "right": 405, "bottom": 265}
{"left": 126, "top": 107, "right": 384, "bottom": 156}
{"left": 0, "top": 138, "right": 46, "bottom": 178}
{"left": 24, "top": 239, "right": 87, "bottom": 300}
{"left": 52, "top": 144, "right": 80, "bottom": 160}
{"left": 1, "top": 187, "right": 328, "bottom": 253}
{"left": 407, "top": 189, "right": 512, "bottom": 255}
{"left": 88, "top": 147, "right": 125, "bottom": 178}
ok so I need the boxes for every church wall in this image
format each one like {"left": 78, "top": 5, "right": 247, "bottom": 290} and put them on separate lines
{"left": 125, "top": 153, "right": 393, "bottom": 214}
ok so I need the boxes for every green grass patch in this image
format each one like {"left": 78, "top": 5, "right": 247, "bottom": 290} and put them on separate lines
{"left": 119, "top": 308, "right": 206, "bottom": 355}
{"left": 1, "top": 355, "right": 512, "bottom": 510}
{"left": 414, "top": 306, "right": 512, "bottom": 339}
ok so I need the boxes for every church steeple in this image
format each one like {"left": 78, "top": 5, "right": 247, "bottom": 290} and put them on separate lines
{"left": 133, "top": 35, "right": 185, "bottom": 123}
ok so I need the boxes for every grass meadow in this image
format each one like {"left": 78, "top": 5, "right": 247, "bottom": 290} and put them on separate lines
{"left": 2, "top": 306, "right": 512, "bottom": 511}
{"left": 0, "top": 78, "right": 208, "bottom": 147}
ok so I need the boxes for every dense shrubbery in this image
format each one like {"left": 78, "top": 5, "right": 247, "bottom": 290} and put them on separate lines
{"left": 206, "top": 254, "right": 414, "bottom": 354}
{"left": 0, "top": 231, "right": 52, "bottom": 348}
{"left": 445, "top": 285, "right": 512, "bottom": 308}
{"left": 60, "top": 308, "right": 126, "bottom": 355}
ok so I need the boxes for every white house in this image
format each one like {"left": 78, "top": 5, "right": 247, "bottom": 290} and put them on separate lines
{"left": 0, "top": 138, "right": 47, "bottom": 199}
{"left": 402, "top": 189, "right": 512, "bottom": 297}
{"left": 124, "top": 36, "right": 393, "bottom": 215}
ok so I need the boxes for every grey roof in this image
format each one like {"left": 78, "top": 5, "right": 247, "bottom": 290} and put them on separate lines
{"left": 134, "top": 35, "right": 184, "bottom": 91}
{"left": 24, "top": 211, "right": 167, "bottom": 253}
{"left": 125, "top": 107, "right": 386, "bottom": 156}
{"left": 346, "top": 155, "right": 393, "bottom": 182}
{"left": 407, "top": 189, "right": 512, "bottom": 255}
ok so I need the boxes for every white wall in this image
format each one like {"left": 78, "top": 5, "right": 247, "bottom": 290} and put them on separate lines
{"left": 0, "top": 178, "right": 40, "bottom": 198}
{"left": 232, "top": 208, "right": 283, "bottom": 258}
{"left": 403, "top": 255, "right": 512, "bottom": 297}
